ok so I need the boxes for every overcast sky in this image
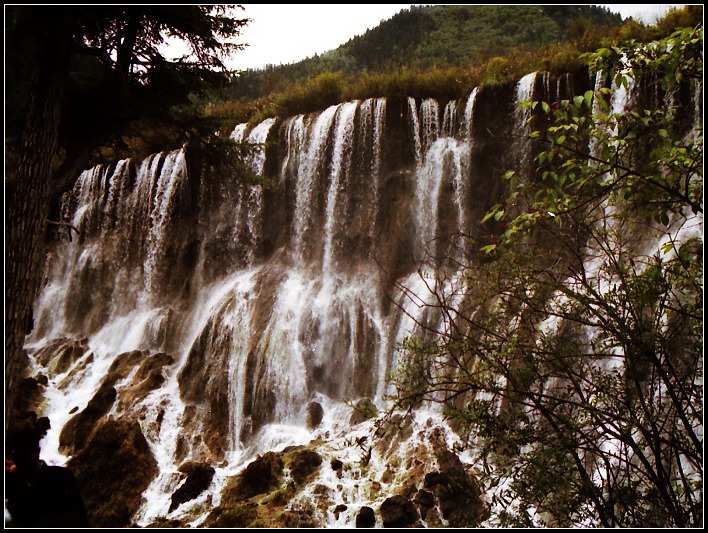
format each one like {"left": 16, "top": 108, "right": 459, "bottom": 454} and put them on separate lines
{"left": 224, "top": 4, "right": 687, "bottom": 71}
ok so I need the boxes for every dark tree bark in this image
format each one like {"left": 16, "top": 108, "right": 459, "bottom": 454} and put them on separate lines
{"left": 5, "top": 12, "right": 72, "bottom": 426}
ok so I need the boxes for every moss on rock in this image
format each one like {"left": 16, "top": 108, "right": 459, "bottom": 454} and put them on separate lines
{"left": 67, "top": 417, "right": 157, "bottom": 528}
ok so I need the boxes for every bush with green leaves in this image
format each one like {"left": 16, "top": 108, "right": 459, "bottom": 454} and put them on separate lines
{"left": 391, "top": 26, "right": 702, "bottom": 527}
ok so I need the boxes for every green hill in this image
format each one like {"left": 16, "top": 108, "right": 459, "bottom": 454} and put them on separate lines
{"left": 226, "top": 5, "right": 623, "bottom": 101}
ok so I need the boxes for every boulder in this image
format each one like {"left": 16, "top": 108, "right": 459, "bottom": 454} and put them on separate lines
{"left": 413, "top": 489, "right": 435, "bottom": 508}
{"left": 59, "top": 383, "right": 117, "bottom": 454}
{"left": 169, "top": 461, "right": 216, "bottom": 512}
{"left": 224, "top": 452, "right": 283, "bottom": 501}
{"left": 380, "top": 495, "right": 418, "bottom": 528}
{"left": 355, "top": 506, "right": 376, "bottom": 528}
{"left": 288, "top": 449, "right": 322, "bottom": 484}
{"left": 333, "top": 503, "right": 348, "bottom": 515}
{"left": 13, "top": 377, "right": 43, "bottom": 416}
{"left": 423, "top": 449, "right": 487, "bottom": 526}
{"left": 306, "top": 401, "right": 324, "bottom": 428}
{"left": 35, "top": 417, "right": 51, "bottom": 438}
{"left": 68, "top": 418, "right": 158, "bottom": 528}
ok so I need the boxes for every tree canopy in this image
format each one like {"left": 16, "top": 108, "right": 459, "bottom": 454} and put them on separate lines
{"left": 6, "top": 5, "right": 249, "bottom": 189}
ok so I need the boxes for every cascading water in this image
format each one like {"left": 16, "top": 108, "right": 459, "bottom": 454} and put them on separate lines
{"left": 22, "top": 68, "right": 702, "bottom": 528}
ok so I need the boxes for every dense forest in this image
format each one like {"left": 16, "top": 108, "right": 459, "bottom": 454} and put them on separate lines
{"left": 208, "top": 5, "right": 700, "bottom": 127}
{"left": 226, "top": 6, "right": 622, "bottom": 101}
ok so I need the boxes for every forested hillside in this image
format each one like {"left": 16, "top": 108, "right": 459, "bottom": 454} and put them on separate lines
{"left": 210, "top": 5, "right": 701, "bottom": 127}
{"left": 228, "top": 5, "right": 622, "bottom": 101}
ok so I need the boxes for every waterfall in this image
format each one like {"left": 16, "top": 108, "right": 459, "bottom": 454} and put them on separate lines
{"left": 369, "top": 98, "right": 386, "bottom": 244}
{"left": 22, "top": 68, "right": 702, "bottom": 528}
{"left": 419, "top": 98, "right": 441, "bottom": 156}
{"left": 513, "top": 71, "right": 538, "bottom": 173}
{"left": 408, "top": 97, "right": 423, "bottom": 166}
{"left": 464, "top": 87, "right": 478, "bottom": 140}
{"left": 292, "top": 104, "right": 340, "bottom": 264}
{"left": 244, "top": 118, "right": 276, "bottom": 261}
{"left": 323, "top": 101, "right": 358, "bottom": 274}
{"left": 144, "top": 150, "right": 188, "bottom": 303}
{"left": 442, "top": 100, "right": 458, "bottom": 137}
{"left": 413, "top": 138, "right": 471, "bottom": 260}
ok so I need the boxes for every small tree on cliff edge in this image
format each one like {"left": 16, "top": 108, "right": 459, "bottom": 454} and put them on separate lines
{"left": 5, "top": 6, "right": 248, "bottom": 427}
{"left": 390, "top": 26, "right": 702, "bottom": 527}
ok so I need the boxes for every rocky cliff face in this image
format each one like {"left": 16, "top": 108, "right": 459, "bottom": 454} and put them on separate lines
{"left": 21, "top": 68, "right": 700, "bottom": 527}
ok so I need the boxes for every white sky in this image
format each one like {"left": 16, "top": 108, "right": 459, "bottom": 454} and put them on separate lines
{"left": 226, "top": 4, "right": 413, "bottom": 70}
{"left": 225, "top": 4, "right": 688, "bottom": 71}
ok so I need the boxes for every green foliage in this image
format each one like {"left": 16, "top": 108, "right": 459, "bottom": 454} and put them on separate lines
{"left": 268, "top": 72, "right": 345, "bottom": 119}
{"left": 496, "top": 26, "right": 703, "bottom": 249}
{"left": 209, "top": 504, "right": 259, "bottom": 528}
{"left": 393, "top": 26, "right": 703, "bottom": 528}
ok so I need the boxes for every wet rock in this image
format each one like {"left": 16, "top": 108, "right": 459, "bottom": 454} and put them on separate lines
{"left": 376, "top": 413, "right": 414, "bottom": 455}
{"left": 146, "top": 517, "right": 187, "bottom": 528}
{"left": 104, "top": 350, "right": 144, "bottom": 387}
{"left": 288, "top": 449, "right": 322, "bottom": 484}
{"left": 311, "top": 484, "right": 334, "bottom": 514}
{"left": 51, "top": 343, "right": 87, "bottom": 375}
{"left": 278, "top": 508, "right": 315, "bottom": 528}
{"left": 312, "top": 483, "right": 331, "bottom": 496}
{"left": 331, "top": 458, "right": 343, "bottom": 471}
{"left": 349, "top": 398, "right": 378, "bottom": 426}
{"left": 224, "top": 452, "right": 283, "bottom": 501}
{"left": 117, "top": 352, "right": 175, "bottom": 410}
{"left": 413, "top": 488, "right": 435, "bottom": 508}
{"left": 368, "top": 480, "right": 382, "bottom": 498}
{"left": 13, "top": 377, "right": 44, "bottom": 417}
{"left": 423, "top": 449, "right": 487, "bottom": 527}
{"left": 68, "top": 417, "right": 157, "bottom": 528}
{"left": 58, "top": 353, "right": 94, "bottom": 391}
{"left": 35, "top": 417, "right": 51, "bottom": 437}
{"left": 356, "top": 506, "right": 376, "bottom": 528}
{"left": 306, "top": 401, "right": 324, "bottom": 428}
{"left": 397, "top": 479, "right": 419, "bottom": 499}
{"left": 380, "top": 495, "right": 419, "bottom": 528}
{"left": 34, "top": 338, "right": 86, "bottom": 374}
{"left": 381, "top": 465, "right": 395, "bottom": 484}
{"left": 265, "top": 484, "right": 295, "bottom": 506}
{"left": 169, "top": 461, "right": 216, "bottom": 512}
{"left": 206, "top": 503, "right": 259, "bottom": 528}
{"left": 178, "top": 302, "right": 237, "bottom": 459}
{"left": 59, "top": 382, "right": 117, "bottom": 454}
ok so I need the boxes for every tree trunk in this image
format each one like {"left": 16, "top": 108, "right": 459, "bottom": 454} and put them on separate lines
{"left": 5, "top": 12, "right": 71, "bottom": 427}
